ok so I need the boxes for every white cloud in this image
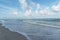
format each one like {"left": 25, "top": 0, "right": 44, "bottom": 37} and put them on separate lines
{"left": 52, "top": 2, "right": 60, "bottom": 12}
{"left": 24, "top": 9, "right": 32, "bottom": 17}
{"left": 37, "top": 3, "right": 41, "bottom": 9}
{"left": 9, "top": 9, "right": 19, "bottom": 16}
{"left": 18, "top": 0, "right": 60, "bottom": 18}
{"left": 19, "top": 0, "right": 28, "bottom": 10}
{"left": 35, "top": 7, "right": 49, "bottom": 16}
{"left": 12, "top": 10, "right": 18, "bottom": 16}
{"left": 31, "top": 2, "right": 36, "bottom": 7}
{"left": 34, "top": 7, "right": 58, "bottom": 18}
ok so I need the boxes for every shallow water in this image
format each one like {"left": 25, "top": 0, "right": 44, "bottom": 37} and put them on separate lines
{"left": 0, "top": 19, "right": 60, "bottom": 40}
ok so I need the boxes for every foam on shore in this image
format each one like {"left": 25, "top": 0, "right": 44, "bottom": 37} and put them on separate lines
{"left": 0, "top": 23, "right": 30, "bottom": 40}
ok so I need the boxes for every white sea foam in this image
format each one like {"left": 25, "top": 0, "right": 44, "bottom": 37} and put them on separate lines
{"left": 0, "top": 20, "right": 5, "bottom": 26}
{"left": 0, "top": 20, "right": 31, "bottom": 40}
{"left": 17, "top": 31, "right": 31, "bottom": 40}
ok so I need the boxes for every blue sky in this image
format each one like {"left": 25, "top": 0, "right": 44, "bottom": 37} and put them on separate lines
{"left": 0, "top": 0, "right": 60, "bottom": 19}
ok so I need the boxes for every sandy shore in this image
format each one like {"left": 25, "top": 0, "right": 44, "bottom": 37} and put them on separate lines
{"left": 0, "top": 23, "right": 29, "bottom": 40}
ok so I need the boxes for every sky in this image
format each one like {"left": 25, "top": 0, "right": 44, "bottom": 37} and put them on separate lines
{"left": 0, "top": 0, "right": 60, "bottom": 19}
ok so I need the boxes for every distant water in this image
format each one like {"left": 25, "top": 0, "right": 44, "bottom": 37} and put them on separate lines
{"left": 0, "top": 19, "right": 60, "bottom": 40}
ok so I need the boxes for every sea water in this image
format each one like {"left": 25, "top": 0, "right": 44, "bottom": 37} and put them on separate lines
{"left": 0, "top": 19, "right": 60, "bottom": 40}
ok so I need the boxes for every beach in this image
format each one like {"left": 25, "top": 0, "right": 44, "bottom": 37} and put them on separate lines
{"left": 0, "top": 23, "right": 29, "bottom": 40}
{"left": 0, "top": 19, "right": 60, "bottom": 40}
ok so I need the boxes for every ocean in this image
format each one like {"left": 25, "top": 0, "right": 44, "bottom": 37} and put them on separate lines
{"left": 0, "top": 19, "right": 60, "bottom": 40}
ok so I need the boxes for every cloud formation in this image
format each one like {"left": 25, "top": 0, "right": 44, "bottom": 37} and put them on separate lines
{"left": 11, "top": 10, "right": 19, "bottom": 16}
{"left": 52, "top": 2, "right": 60, "bottom": 12}
{"left": 9, "top": 0, "right": 60, "bottom": 18}
{"left": 19, "top": 0, "right": 28, "bottom": 10}
{"left": 18, "top": 0, "right": 60, "bottom": 18}
{"left": 0, "top": 0, "right": 60, "bottom": 19}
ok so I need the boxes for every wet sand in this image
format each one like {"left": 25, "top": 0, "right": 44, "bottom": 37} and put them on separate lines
{"left": 0, "top": 23, "right": 29, "bottom": 40}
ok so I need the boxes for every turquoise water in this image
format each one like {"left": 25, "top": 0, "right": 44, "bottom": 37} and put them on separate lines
{"left": 0, "top": 19, "right": 60, "bottom": 40}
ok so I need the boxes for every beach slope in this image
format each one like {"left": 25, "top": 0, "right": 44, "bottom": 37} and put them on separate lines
{"left": 0, "top": 23, "right": 28, "bottom": 40}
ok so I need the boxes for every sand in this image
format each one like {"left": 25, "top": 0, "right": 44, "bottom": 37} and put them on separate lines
{"left": 0, "top": 23, "right": 29, "bottom": 40}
